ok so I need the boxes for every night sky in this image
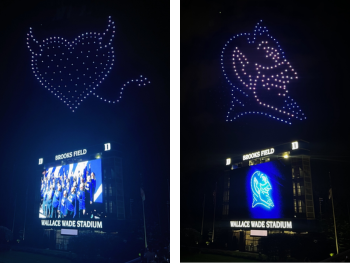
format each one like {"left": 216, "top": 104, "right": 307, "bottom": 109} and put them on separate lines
{"left": 0, "top": 0, "right": 169, "bottom": 237}
{"left": 2, "top": 0, "right": 350, "bottom": 255}
{"left": 181, "top": 0, "right": 350, "bottom": 229}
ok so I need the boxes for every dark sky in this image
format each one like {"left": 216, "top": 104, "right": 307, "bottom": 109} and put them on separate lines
{"left": 181, "top": 0, "right": 350, "bottom": 228}
{"left": 0, "top": 0, "right": 169, "bottom": 233}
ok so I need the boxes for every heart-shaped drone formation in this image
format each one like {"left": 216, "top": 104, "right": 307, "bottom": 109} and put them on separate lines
{"left": 27, "top": 16, "right": 150, "bottom": 112}
{"left": 221, "top": 20, "right": 306, "bottom": 124}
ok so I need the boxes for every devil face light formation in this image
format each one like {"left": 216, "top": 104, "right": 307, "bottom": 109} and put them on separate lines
{"left": 27, "top": 16, "right": 150, "bottom": 112}
{"left": 221, "top": 20, "right": 306, "bottom": 124}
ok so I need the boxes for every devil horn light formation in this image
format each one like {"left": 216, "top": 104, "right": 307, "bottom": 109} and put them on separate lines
{"left": 221, "top": 20, "right": 306, "bottom": 124}
{"left": 27, "top": 16, "right": 150, "bottom": 112}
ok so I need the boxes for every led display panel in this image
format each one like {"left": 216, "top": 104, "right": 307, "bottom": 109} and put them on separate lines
{"left": 39, "top": 159, "right": 102, "bottom": 219}
{"left": 227, "top": 160, "right": 293, "bottom": 219}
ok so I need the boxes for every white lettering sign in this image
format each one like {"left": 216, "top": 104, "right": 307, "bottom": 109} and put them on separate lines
{"left": 41, "top": 220, "right": 61, "bottom": 227}
{"left": 55, "top": 149, "right": 87, "bottom": 160}
{"left": 242, "top": 148, "right": 275, "bottom": 161}
{"left": 230, "top": 220, "right": 292, "bottom": 229}
{"left": 73, "top": 149, "right": 87, "bottom": 157}
{"left": 251, "top": 221, "right": 265, "bottom": 228}
{"left": 41, "top": 220, "right": 102, "bottom": 229}
{"left": 260, "top": 148, "right": 275, "bottom": 156}
{"left": 243, "top": 151, "right": 260, "bottom": 161}
{"left": 292, "top": 141, "right": 299, "bottom": 150}
{"left": 104, "top": 143, "right": 111, "bottom": 151}
{"left": 230, "top": 221, "right": 251, "bottom": 228}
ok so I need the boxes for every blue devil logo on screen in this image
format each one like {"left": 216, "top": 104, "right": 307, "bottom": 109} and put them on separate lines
{"left": 251, "top": 171, "right": 274, "bottom": 209}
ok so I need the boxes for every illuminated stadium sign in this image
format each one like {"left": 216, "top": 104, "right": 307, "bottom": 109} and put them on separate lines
{"left": 242, "top": 148, "right": 274, "bottom": 160}
{"left": 39, "top": 159, "right": 103, "bottom": 220}
{"left": 104, "top": 143, "right": 111, "bottom": 151}
{"left": 55, "top": 149, "right": 87, "bottom": 160}
{"left": 221, "top": 20, "right": 306, "bottom": 124}
{"left": 27, "top": 16, "right": 150, "bottom": 112}
{"left": 230, "top": 220, "right": 292, "bottom": 229}
{"left": 292, "top": 141, "right": 299, "bottom": 150}
{"left": 41, "top": 219, "right": 102, "bottom": 229}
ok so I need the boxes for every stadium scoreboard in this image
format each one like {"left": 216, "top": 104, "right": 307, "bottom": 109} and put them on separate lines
{"left": 38, "top": 142, "right": 115, "bottom": 231}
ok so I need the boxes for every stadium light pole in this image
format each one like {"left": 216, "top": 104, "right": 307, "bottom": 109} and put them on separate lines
{"left": 211, "top": 183, "right": 217, "bottom": 243}
{"left": 11, "top": 164, "right": 17, "bottom": 236}
{"left": 167, "top": 179, "right": 170, "bottom": 228}
{"left": 201, "top": 194, "right": 205, "bottom": 236}
{"left": 23, "top": 187, "right": 28, "bottom": 241}
{"left": 329, "top": 172, "right": 339, "bottom": 254}
{"left": 142, "top": 199, "right": 147, "bottom": 248}
{"left": 141, "top": 188, "right": 147, "bottom": 248}
{"left": 330, "top": 189, "right": 339, "bottom": 254}
{"left": 347, "top": 199, "right": 350, "bottom": 225}
{"left": 12, "top": 192, "right": 17, "bottom": 234}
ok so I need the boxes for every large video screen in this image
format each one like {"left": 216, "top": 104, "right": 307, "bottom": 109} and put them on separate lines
{"left": 39, "top": 159, "right": 102, "bottom": 219}
{"left": 228, "top": 160, "right": 293, "bottom": 219}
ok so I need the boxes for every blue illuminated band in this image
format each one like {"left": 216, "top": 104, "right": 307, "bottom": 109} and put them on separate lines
{"left": 251, "top": 171, "right": 274, "bottom": 209}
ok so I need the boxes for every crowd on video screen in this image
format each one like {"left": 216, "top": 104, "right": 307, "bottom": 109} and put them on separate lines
{"left": 39, "top": 159, "right": 102, "bottom": 219}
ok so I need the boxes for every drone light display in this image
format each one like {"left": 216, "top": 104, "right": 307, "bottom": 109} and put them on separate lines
{"left": 221, "top": 20, "right": 306, "bottom": 124}
{"left": 27, "top": 16, "right": 150, "bottom": 112}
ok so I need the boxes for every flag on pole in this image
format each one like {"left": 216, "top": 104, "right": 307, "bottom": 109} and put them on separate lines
{"left": 140, "top": 188, "right": 145, "bottom": 201}
{"left": 329, "top": 188, "right": 332, "bottom": 199}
